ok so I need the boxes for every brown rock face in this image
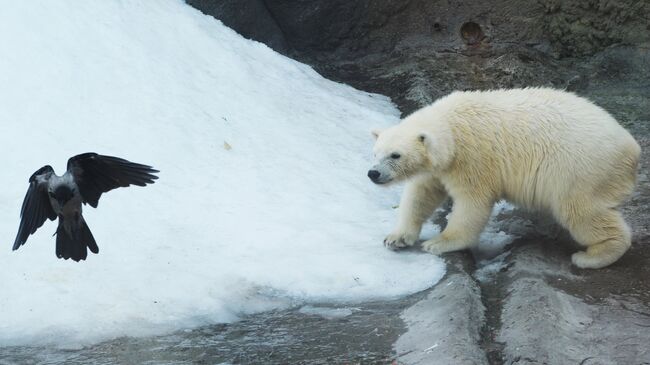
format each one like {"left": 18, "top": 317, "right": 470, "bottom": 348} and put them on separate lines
{"left": 188, "top": 0, "right": 649, "bottom": 124}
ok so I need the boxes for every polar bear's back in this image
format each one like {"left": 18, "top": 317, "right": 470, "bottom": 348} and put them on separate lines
{"left": 439, "top": 88, "right": 629, "bottom": 143}
{"left": 421, "top": 88, "right": 640, "bottom": 209}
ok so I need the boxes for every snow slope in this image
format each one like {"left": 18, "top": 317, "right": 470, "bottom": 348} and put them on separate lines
{"left": 0, "top": 0, "right": 445, "bottom": 346}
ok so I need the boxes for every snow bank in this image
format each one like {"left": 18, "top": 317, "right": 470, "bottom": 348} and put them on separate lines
{"left": 0, "top": 0, "right": 445, "bottom": 346}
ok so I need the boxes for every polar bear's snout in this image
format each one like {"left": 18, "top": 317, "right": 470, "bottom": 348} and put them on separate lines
{"left": 367, "top": 169, "right": 381, "bottom": 182}
{"left": 368, "top": 164, "right": 393, "bottom": 185}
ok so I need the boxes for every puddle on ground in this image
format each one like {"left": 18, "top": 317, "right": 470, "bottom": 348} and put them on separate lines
{"left": 0, "top": 295, "right": 427, "bottom": 365}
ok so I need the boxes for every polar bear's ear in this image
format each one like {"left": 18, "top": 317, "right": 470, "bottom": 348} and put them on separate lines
{"left": 371, "top": 128, "right": 384, "bottom": 139}
{"left": 419, "top": 132, "right": 435, "bottom": 153}
{"left": 419, "top": 131, "right": 455, "bottom": 169}
{"left": 371, "top": 128, "right": 385, "bottom": 140}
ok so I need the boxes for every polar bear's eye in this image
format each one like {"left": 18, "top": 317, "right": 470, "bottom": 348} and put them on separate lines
{"left": 390, "top": 153, "right": 401, "bottom": 159}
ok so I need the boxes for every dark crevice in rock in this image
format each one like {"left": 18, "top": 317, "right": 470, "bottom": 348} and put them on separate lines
{"left": 433, "top": 205, "right": 506, "bottom": 364}
{"left": 259, "top": 0, "right": 292, "bottom": 51}
{"left": 476, "top": 266, "right": 507, "bottom": 364}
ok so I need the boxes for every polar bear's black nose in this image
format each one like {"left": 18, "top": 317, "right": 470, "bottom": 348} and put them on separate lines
{"left": 368, "top": 170, "right": 380, "bottom": 181}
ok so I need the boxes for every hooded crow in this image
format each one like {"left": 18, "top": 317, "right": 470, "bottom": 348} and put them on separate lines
{"left": 12, "top": 153, "right": 159, "bottom": 261}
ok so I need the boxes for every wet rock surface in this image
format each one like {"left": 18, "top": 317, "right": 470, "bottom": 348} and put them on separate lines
{"left": 0, "top": 300, "right": 410, "bottom": 364}
{"left": 394, "top": 254, "right": 488, "bottom": 365}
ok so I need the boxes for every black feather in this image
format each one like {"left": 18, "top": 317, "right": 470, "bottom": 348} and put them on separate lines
{"left": 55, "top": 217, "right": 97, "bottom": 261}
{"left": 67, "top": 153, "right": 159, "bottom": 208}
{"left": 12, "top": 166, "right": 57, "bottom": 250}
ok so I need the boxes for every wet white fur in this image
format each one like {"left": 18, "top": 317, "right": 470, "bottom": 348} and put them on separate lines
{"left": 372, "top": 88, "right": 640, "bottom": 269}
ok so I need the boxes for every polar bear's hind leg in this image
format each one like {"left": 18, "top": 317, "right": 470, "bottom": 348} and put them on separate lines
{"left": 558, "top": 200, "right": 631, "bottom": 269}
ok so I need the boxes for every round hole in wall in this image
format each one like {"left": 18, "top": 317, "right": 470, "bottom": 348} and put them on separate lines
{"left": 460, "top": 22, "right": 484, "bottom": 45}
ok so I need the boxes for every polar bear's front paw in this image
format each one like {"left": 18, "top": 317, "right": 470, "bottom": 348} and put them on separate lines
{"left": 383, "top": 232, "right": 418, "bottom": 250}
{"left": 421, "top": 237, "right": 446, "bottom": 255}
{"left": 421, "top": 236, "right": 459, "bottom": 255}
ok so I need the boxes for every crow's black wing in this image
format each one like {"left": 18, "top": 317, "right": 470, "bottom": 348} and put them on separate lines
{"left": 12, "top": 165, "right": 58, "bottom": 250}
{"left": 67, "top": 153, "right": 159, "bottom": 208}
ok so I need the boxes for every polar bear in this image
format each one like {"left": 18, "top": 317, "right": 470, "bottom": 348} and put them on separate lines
{"left": 368, "top": 88, "right": 640, "bottom": 269}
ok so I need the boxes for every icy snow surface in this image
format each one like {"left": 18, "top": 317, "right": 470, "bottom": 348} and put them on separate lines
{"left": 298, "top": 305, "right": 356, "bottom": 319}
{"left": 474, "top": 201, "right": 517, "bottom": 282}
{"left": 0, "top": 0, "right": 446, "bottom": 346}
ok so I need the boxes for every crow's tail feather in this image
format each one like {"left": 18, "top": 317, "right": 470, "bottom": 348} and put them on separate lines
{"left": 55, "top": 217, "right": 98, "bottom": 262}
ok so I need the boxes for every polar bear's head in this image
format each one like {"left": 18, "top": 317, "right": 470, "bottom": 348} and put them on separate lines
{"left": 368, "top": 123, "right": 454, "bottom": 185}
